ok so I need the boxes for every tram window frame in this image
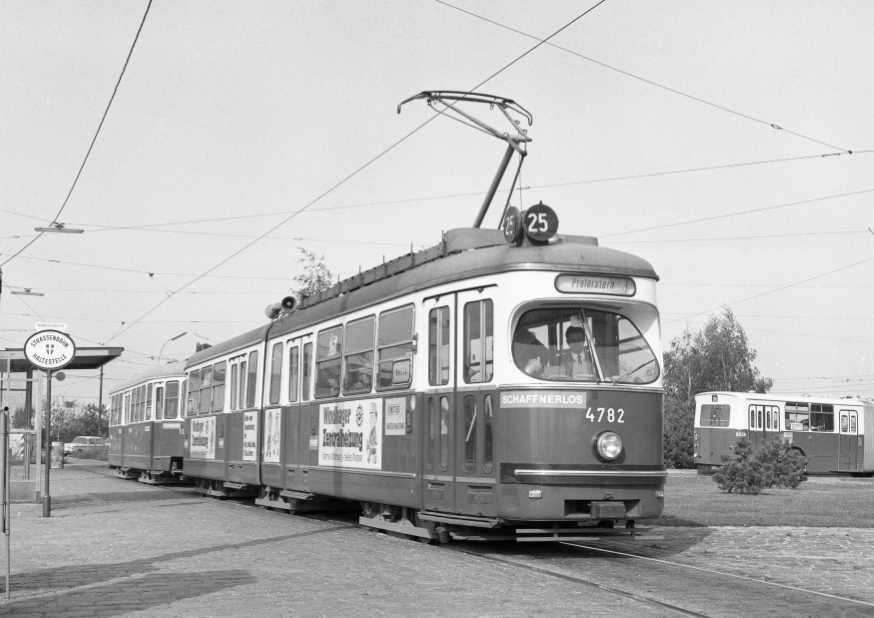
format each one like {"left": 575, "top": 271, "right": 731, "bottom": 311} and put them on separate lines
{"left": 701, "top": 404, "right": 730, "bottom": 427}
{"left": 315, "top": 326, "right": 343, "bottom": 398}
{"left": 165, "top": 380, "right": 180, "bottom": 419}
{"left": 269, "top": 342, "right": 283, "bottom": 405}
{"left": 238, "top": 359, "right": 247, "bottom": 409}
{"left": 229, "top": 363, "right": 239, "bottom": 411}
{"left": 199, "top": 365, "right": 213, "bottom": 414}
{"left": 145, "top": 384, "right": 153, "bottom": 421}
{"left": 376, "top": 305, "right": 415, "bottom": 391}
{"left": 212, "top": 361, "right": 227, "bottom": 413}
{"left": 483, "top": 395, "right": 494, "bottom": 474}
{"left": 850, "top": 413, "right": 857, "bottom": 433}
{"left": 180, "top": 381, "right": 186, "bottom": 418}
{"left": 344, "top": 316, "right": 375, "bottom": 395}
{"left": 302, "top": 342, "right": 313, "bottom": 401}
{"left": 439, "top": 396, "right": 449, "bottom": 472}
{"left": 245, "top": 351, "right": 259, "bottom": 408}
{"left": 124, "top": 393, "right": 131, "bottom": 424}
{"left": 810, "top": 404, "right": 834, "bottom": 432}
{"left": 462, "top": 395, "right": 477, "bottom": 473}
{"left": 155, "top": 385, "right": 164, "bottom": 420}
{"left": 428, "top": 306, "right": 451, "bottom": 386}
{"left": 288, "top": 343, "right": 300, "bottom": 403}
{"left": 463, "top": 299, "right": 493, "bottom": 384}
{"left": 186, "top": 368, "right": 200, "bottom": 415}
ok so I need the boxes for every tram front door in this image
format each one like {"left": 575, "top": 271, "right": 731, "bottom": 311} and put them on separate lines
{"left": 839, "top": 410, "right": 858, "bottom": 471}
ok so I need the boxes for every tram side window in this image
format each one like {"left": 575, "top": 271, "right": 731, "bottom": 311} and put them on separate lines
{"left": 124, "top": 394, "right": 131, "bottom": 424}
{"left": 302, "top": 343, "right": 313, "bottom": 401}
{"left": 484, "top": 395, "right": 494, "bottom": 474}
{"left": 344, "top": 317, "right": 374, "bottom": 394}
{"left": 377, "top": 306, "right": 414, "bottom": 390}
{"left": 700, "top": 404, "right": 730, "bottom": 427}
{"left": 810, "top": 404, "right": 834, "bottom": 432}
{"left": 785, "top": 402, "right": 810, "bottom": 430}
{"left": 199, "top": 365, "right": 212, "bottom": 414}
{"left": 145, "top": 384, "right": 153, "bottom": 421}
{"left": 156, "top": 386, "right": 164, "bottom": 420}
{"left": 316, "top": 327, "right": 343, "bottom": 398}
{"left": 429, "top": 306, "right": 451, "bottom": 386}
{"left": 288, "top": 345, "right": 299, "bottom": 403}
{"left": 238, "top": 360, "right": 247, "bottom": 409}
{"left": 439, "top": 396, "right": 449, "bottom": 471}
{"left": 165, "top": 381, "right": 180, "bottom": 419}
{"left": 245, "top": 352, "right": 258, "bottom": 408}
{"left": 212, "top": 362, "right": 227, "bottom": 412}
{"left": 269, "top": 342, "right": 283, "bottom": 405}
{"left": 463, "top": 396, "right": 477, "bottom": 473}
{"left": 230, "top": 363, "right": 239, "bottom": 411}
{"left": 463, "top": 300, "right": 493, "bottom": 384}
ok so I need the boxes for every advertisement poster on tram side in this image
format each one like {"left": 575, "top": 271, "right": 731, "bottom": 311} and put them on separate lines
{"left": 263, "top": 408, "right": 281, "bottom": 463}
{"left": 385, "top": 397, "right": 406, "bottom": 436}
{"left": 242, "top": 411, "right": 258, "bottom": 461}
{"left": 318, "top": 398, "right": 382, "bottom": 469}
{"left": 190, "top": 416, "right": 216, "bottom": 459}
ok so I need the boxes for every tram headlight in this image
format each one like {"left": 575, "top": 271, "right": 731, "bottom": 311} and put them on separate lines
{"left": 594, "top": 431, "right": 623, "bottom": 462}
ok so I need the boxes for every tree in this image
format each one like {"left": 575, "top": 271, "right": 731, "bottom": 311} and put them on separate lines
{"left": 289, "top": 248, "right": 333, "bottom": 303}
{"left": 663, "top": 306, "right": 773, "bottom": 468}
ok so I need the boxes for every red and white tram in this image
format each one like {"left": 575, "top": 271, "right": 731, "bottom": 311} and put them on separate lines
{"left": 694, "top": 391, "right": 874, "bottom": 476}
{"left": 108, "top": 361, "right": 187, "bottom": 483}
{"left": 180, "top": 222, "right": 666, "bottom": 541}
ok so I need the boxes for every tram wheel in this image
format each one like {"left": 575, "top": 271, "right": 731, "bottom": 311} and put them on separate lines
{"left": 361, "top": 501, "right": 381, "bottom": 519}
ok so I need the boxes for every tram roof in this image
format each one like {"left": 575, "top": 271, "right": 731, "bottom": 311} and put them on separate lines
{"left": 186, "top": 227, "right": 659, "bottom": 368}
{"left": 111, "top": 360, "right": 188, "bottom": 394}
{"left": 698, "top": 391, "right": 872, "bottom": 405}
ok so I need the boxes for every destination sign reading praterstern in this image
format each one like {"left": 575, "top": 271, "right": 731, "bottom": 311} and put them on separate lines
{"left": 554, "top": 275, "right": 636, "bottom": 296}
{"left": 24, "top": 329, "right": 77, "bottom": 371}
{"left": 500, "top": 391, "right": 587, "bottom": 409}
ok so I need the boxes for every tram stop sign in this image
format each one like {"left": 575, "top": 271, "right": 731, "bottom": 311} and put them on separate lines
{"left": 24, "top": 329, "right": 77, "bottom": 371}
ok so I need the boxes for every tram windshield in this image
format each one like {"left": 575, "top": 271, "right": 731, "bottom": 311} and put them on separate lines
{"left": 512, "top": 307, "right": 659, "bottom": 384}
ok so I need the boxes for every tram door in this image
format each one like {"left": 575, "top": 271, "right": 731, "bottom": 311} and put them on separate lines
{"left": 423, "top": 298, "right": 455, "bottom": 513}
{"left": 839, "top": 409, "right": 859, "bottom": 471}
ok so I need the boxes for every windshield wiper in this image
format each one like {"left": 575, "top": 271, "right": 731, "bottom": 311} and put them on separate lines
{"left": 611, "top": 358, "right": 657, "bottom": 385}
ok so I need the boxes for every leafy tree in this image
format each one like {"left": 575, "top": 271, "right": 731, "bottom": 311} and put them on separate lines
{"left": 289, "top": 248, "right": 333, "bottom": 303}
{"left": 713, "top": 436, "right": 807, "bottom": 494}
{"left": 663, "top": 306, "right": 773, "bottom": 468}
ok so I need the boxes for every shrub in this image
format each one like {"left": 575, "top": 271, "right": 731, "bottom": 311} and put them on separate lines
{"left": 713, "top": 436, "right": 807, "bottom": 494}
{"left": 65, "top": 447, "right": 109, "bottom": 462}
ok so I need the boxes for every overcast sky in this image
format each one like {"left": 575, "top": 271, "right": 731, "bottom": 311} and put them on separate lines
{"left": 2, "top": 1, "right": 872, "bottom": 405}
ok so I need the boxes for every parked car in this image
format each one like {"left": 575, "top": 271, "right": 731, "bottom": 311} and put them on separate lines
{"left": 63, "top": 436, "right": 106, "bottom": 457}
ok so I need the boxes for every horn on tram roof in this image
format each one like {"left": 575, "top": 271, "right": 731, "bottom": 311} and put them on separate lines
{"left": 265, "top": 303, "right": 281, "bottom": 320}
{"left": 280, "top": 296, "right": 296, "bottom": 313}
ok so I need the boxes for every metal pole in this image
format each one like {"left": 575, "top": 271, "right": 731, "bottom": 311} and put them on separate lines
{"left": 473, "top": 143, "right": 515, "bottom": 228}
{"left": 43, "top": 370, "right": 51, "bottom": 517}
{"left": 98, "top": 366, "right": 104, "bottom": 437}
{"left": 2, "top": 405, "right": 9, "bottom": 600}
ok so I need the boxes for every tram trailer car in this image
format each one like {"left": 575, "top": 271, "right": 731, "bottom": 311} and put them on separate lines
{"left": 176, "top": 224, "right": 666, "bottom": 542}
{"left": 108, "top": 361, "right": 188, "bottom": 483}
{"left": 694, "top": 392, "right": 874, "bottom": 476}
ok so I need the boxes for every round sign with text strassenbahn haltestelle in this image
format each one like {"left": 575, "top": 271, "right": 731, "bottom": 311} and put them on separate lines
{"left": 24, "top": 329, "right": 77, "bottom": 371}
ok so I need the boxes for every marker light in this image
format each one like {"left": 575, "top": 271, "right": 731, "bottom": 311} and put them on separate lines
{"left": 595, "top": 431, "right": 623, "bottom": 461}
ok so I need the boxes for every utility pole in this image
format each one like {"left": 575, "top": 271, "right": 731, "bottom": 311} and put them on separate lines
{"left": 97, "top": 366, "right": 104, "bottom": 436}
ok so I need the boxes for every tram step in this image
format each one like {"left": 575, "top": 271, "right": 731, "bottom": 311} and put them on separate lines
{"left": 417, "top": 511, "right": 501, "bottom": 529}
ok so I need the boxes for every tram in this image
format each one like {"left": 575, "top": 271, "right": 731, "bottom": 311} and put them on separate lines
{"left": 107, "top": 361, "right": 188, "bottom": 483}
{"left": 694, "top": 391, "right": 874, "bottom": 476}
{"left": 111, "top": 92, "right": 668, "bottom": 541}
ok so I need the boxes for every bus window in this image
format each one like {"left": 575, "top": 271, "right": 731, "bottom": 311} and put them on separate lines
{"left": 288, "top": 345, "right": 299, "bottom": 403}
{"left": 701, "top": 405, "right": 730, "bottom": 427}
{"left": 316, "top": 327, "right": 343, "bottom": 398}
{"left": 165, "top": 381, "right": 180, "bottom": 419}
{"left": 429, "top": 306, "right": 450, "bottom": 386}
{"left": 841, "top": 414, "right": 849, "bottom": 432}
{"left": 464, "top": 300, "right": 493, "bottom": 384}
{"left": 377, "top": 306, "right": 414, "bottom": 390}
{"left": 810, "top": 404, "right": 834, "bottom": 432}
{"left": 269, "top": 342, "right": 283, "bottom": 405}
{"left": 344, "top": 317, "right": 374, "bottom": 394}
{"left": 245, "top": 351, "right": 258, "bottom": 408}
{"left": 303, "top": 343, "right": 313, "bottom": 401}
{"left": 757, "top": 405, "right": 763, "bottom": 429}
{"left": 850, "top": 413, "right": 857, "bottom": 433}
{"left": 213, "top": 361, "right": 227, "bottom": 412}
{"left": 463, "top": 396, "right": 477, "bottom": 473}
{"left": 785, "top": 402, "right": 809, "bottom": 431}
{"left": 749, "top": 406, "right": 755, "bottom": 428}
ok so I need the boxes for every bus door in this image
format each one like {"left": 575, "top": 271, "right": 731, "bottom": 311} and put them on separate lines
{"left": 749, "top": 404, "right": 764, "bottom": 449}
{"left": 422, "top": 297, "right": 454, "bottom": 513}
{"left": 839, "top": 409, "right": 859, "bottom": 471}
{"left": 454, "top": 288, "right": 496, "bottom": 516}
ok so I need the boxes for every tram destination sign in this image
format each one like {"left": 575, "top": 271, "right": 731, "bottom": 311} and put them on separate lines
{"left": 24, "top": 329, "right": 77, "bottom": 371}
{"left": 555, "top": 275, "right": 636, "bottom": 297}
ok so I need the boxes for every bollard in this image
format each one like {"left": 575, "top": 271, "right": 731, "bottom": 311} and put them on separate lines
{"left": 49, "top": 443, "right": 64, "bottom": 469}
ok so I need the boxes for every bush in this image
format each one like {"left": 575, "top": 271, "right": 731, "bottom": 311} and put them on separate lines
{"left": 713, "top": 436, "right": 807, "bottom": 494}
{"left": 65, "top": 447, "right": 109, "bottom": 462}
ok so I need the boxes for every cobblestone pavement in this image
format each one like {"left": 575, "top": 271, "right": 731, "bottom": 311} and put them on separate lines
{"left": 0, "top": 464, "right": 872, "bottom": 617}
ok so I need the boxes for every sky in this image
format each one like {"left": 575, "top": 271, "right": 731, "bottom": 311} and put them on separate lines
{"left": 1, "top": 1, "right": 873, "bottom": 406}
